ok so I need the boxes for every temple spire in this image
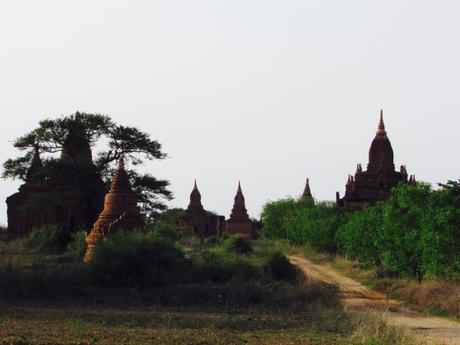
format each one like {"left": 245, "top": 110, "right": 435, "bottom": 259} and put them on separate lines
{"left": 26, "top": 146, "right": 43, "bottom": 183}
{"left": 376, "top": 109, "right": 386, "bottom": 136}
{"left": 229, "top": 181, "right": 249, "bottom": 221}
{"left": 188, "top": 179, "right": 203, "bottom": 210}
{"left": 302, "top": 178, "right": 312, "bottom": 199}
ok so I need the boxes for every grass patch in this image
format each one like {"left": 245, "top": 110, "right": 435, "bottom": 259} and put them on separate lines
{"left": 0, "top": 236, "right": 427, "bottom": 345}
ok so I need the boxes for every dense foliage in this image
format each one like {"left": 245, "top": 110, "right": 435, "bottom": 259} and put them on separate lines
{"left": 262, "top": 182, "right": 460, "bottom": 281}
{"left": 261, "top": 198, "right": 348, "bottom": 253}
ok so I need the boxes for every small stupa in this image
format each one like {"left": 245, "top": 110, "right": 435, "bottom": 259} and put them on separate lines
{"left": 226, "top": 182, "right": 257, "bottom": 238}
{"left": 84, "top": 157, "right": 142, "bottom": 262}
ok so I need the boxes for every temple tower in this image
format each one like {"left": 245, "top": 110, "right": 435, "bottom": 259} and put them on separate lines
{"left": 177, "top": 180, "right": 225, "bottom": 238}
{"left": 337, "top": 110, "right": 413, "bottom": 209}
{"left": 300, "top": 178, "right": 314, "bottom": 206}
{"left": 6, "top": 148, "right": 47, "bottom": 239}
{"left": 226, "top": 182, "right": 257, "bottom": 238}
{"left": 84, "top": 157, "right": 142, "bottom": 262}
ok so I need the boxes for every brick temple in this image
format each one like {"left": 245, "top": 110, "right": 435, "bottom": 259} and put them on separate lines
{"left": 176, "top": 181, "right": 225, "bottom": 238}
{"left": 337, "top": 110, "right": 416, "bottom": 209}
{"left": 6, "top": 128, "right": 105, "bottom": 239}
{"left": 177, "top": 181, "right": 258, "bottom": 238}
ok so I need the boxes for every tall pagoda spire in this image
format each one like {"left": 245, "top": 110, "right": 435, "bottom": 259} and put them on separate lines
{"left": 376, "top": 109, "right": 387, "bottom": 136}
{"left": 302, "top": 178, "right": 312, "bottom": 199}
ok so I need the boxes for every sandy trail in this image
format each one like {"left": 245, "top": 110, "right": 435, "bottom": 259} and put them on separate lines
{"left": 289, "top": 255, "right": 460, "bottom": 345}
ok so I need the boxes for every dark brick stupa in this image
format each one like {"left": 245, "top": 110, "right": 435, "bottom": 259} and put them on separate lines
{"left": 177, "top": 181, "right": 225, "bottom": 238}
{"left": 6, "top": 148, "right": 47, "bottom": 239}
{"left": 337, "top": 110, "right": 416, "bottom": 209}
{"left": 84, "top": 157, "right": 142, "bottom": 262}
{"left": 226, "top": 182, "right": 257, "bottom": 238}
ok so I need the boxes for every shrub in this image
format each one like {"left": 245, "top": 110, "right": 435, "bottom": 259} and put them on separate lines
{"left": 267, "top": 252, "right": 298, "bottom": 282}
{"left": 190, "top": 249, "right": 263, "bottom": 283}
{"left": 150, "top": 221, "right": 180, "bottom": 243}
{"left": 222, "top": 235, "right": 253, "bottom": 255}
{"left": 22, "top": 224, "right": 71, "bottom": 253}
{"left": 352, "top": 315, "right": 417, "bottom": 345}
{"left": 90, "top": 231, "right": 188, "bottom": 287}
{"left": 65, "top": 230, "right": 88, "bottom": 259}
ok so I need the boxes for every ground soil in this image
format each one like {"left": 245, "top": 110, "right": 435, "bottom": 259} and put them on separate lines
{"left": 290, "top": 255, "right": 460, "bottom": 345}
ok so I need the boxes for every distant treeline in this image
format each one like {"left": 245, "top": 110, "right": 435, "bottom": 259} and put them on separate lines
{"left": 261, "top": 181, "right": 460, "bottom": 282}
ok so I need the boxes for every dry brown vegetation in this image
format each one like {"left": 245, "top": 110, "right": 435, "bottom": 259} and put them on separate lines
{"left": 302, "top": 246, "right": 460, "bottom": 320}
{"left": 383, "top": 280, "right": 460, "bottom": 318}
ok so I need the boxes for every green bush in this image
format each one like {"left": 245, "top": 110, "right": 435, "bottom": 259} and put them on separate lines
{"left": 261, "top": 199, "right": 348, "bottom": 253}
{"left": 267, "top": 252, "right": 298, "bottom": 282}
{"left": 90, "top": 231, "right": 189, "bottom": 287}
{"left": 222, "top": 235, "right": 253, "bottom": 254}
{"left": 150, "top": 221, "right": 180, "bottom": 242}
{"left": 190, "top": 249, "right": 264, "bottom": 283}
{"left": 22, "top": 224, "right": 71, "bottom": 253}
{"left": 65, "top": 230, "right": 88, "bottom": 259}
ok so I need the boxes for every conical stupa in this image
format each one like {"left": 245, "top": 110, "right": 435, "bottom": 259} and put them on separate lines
{"left": 226, "top": 182, "right": 256, "bottom": 237}
{"left": 84, "top": 157, "right": 142, "bottom": 262}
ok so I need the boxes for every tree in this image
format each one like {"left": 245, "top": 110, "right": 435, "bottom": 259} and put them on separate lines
{"left": 336, "top": 203, "right": 384, "bottom": 268}
{"left": 3, "top": 112, "right": 172, "bottom": 224}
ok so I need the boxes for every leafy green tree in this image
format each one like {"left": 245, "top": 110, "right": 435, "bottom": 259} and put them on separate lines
{"left": 261, "top": 198, "right": 300, "bottom": 239}
{"left": 294, "top": 202, "right": 348, "bottom": 253}
{"left": 336, "top": 202, "right": 384, "bottom": 268}
{"left": 261, "top": 199, "right": 348, "bottom": 253}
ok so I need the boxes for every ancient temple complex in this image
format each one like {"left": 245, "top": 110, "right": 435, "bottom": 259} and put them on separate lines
{"left": 226, "top": 182, "right": 257, "bottom": 238}
{"left": 176, "top": 181, "right": 225, "bottom": 238}
{"left": 6, "top": 128, "right": 105, "bottom": 239}
{"left": 84, "top": 157, "right": 142, "bottom": 262}
{"left": 337, "top": 111, "right": 416, "bottom": 209}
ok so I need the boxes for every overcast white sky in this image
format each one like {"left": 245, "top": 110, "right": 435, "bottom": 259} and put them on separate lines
{"left": 1, "top": 1, "right": 459, "bottom": 225}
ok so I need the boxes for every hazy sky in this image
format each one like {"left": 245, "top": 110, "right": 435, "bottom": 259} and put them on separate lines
{"left": 1, "top": 1, "right": 459, "bottom": 225}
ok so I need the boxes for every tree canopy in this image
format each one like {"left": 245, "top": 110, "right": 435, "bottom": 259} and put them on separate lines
{"left": 3, "top": 112, "right": 172, "bottom": 222}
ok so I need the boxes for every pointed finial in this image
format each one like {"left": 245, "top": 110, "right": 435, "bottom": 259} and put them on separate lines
{"left": 376, "top": 109, "right": 386, "bottom": 135}
{"left": 238, "top": 181, "right": 242, "bottom": 192}
{"left": 194, "top": 179, "right": 198, "bottom": 189}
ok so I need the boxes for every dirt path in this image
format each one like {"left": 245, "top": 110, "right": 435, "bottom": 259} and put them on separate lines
{"left": 289, "top": 256, "right": 460, "bottom": 345}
